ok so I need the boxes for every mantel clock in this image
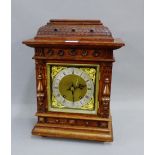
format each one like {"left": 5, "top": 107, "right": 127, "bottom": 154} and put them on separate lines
{"left": 23, "top": 19, "right": 125, "bottom": 142}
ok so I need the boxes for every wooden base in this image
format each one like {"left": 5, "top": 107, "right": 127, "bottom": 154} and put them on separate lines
{"left": 32, "top": 121, "right": 113, "bottom": 142}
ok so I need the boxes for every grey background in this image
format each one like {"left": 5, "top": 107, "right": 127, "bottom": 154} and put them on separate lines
{"left": 12, "top": 0, "right": 144, "bottom": 155}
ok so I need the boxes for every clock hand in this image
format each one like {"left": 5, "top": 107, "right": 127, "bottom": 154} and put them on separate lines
{"left": 69, "top": 83, "right": 74, "bottom": 102}
{"left": 72, "top": 90, "right": 74, "bottom": 102}
{"left": 79, "top": 84, "right": 86, "bottom": 89}
{"left": 67, "top": 83, "right": 75, "bottom": 102}
{"left": 75, "top": 78, "right": 78, "bottom": 88}
{"left": 75, "top": 84, "right": 86, "bottom": 90}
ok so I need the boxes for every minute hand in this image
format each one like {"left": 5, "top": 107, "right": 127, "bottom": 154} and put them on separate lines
{"left": 72, "top": 90, "right": 74, "bottom": 102}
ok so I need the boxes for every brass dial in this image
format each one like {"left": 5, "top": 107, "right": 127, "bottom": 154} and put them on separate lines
{"left": 59, "top": 74, "right": 87, "bottom": 102}
{"left": 52, "top": 67, "right": 94, "bottom": 109}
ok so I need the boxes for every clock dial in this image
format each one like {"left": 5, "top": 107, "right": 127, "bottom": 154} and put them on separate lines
{"left": 59, "top": 74, "right": 87, "bottom": 102}
{"left": 52, "top": 67, "right": 94, "bottom": 109}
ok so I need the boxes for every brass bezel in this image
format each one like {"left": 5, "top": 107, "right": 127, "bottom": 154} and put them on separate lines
{"left": 46, "top": 63, "right": 100, "bottom": 114}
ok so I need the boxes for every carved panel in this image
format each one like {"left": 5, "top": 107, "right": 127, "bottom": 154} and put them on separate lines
{"left": 37, "top": 25, "right": 112, "bottom": 37}
{"left": 93, "top": 50, "right": 101, "bottom": 57}
{"left": 46, "top": 117, "right": 108, "bottom": 128}
{"left": 36, "top": 20, "right": 113, "bottom": 38}
{"left": 99, "top": 121, "right": 108, "bottom": 128}
{"left": 35, "top": 61, "right": 46, "bottom": 113}
{"left": 35, "top": 48, "right": 113, "bottom": 61}
{"left": 47, "top": 49, "right": 53, "bottom": 56}
{"left": 38, "top": 117, "right": 45, "bottom": 123}
{"left": 98, "top": 64, "right": 112, "bottom": 118}
{"left": 35, "top": 48, "right": 44, "bottom": 56}
{"left": 101, "top": 78, "right": 110, "bottom": 117}
{"left": 69, "top": 119, "right": 76, "bottom": 125}
{"left": 81, "top": 50, "right": 88, "bottom": 56}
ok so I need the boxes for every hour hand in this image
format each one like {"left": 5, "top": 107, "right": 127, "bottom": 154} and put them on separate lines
{"left": 77, "top": 84, "right": 86, "bottom": 89}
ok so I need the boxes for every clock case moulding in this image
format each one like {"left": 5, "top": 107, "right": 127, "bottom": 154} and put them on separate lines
{"left": 23, "top": 19, "right": 125, "bottom": 142}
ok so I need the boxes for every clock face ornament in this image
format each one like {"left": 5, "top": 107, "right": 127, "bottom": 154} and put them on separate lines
{"left": 23, "top": 19, "right": 124, "bottom": 142}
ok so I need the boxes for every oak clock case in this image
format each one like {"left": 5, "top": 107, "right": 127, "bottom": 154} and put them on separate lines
{"left": 23, "top": 19, "right": 125, "bottom": 142}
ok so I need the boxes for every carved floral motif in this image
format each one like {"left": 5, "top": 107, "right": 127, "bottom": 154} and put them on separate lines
{"left": 101, "top": 78, "right": 110, "bottom": 118}
{"left": 36, "top": 62, "right": 46, "bottom": 112}
{"left": 46, "top": 117, "right": 108, "bottom": 128}
{"left": 35, "top": 48, "right": 113, "bottom": 59}
{"left": 98, "top": 64, "right": 112, "bottom": 118}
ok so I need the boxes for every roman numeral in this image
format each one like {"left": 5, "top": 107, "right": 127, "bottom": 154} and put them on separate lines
{"left": 85, "top": 95, "right": 89, "bottom": 99}
{"left": 72, "top": 69, "right": 74, "bottom": 74}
